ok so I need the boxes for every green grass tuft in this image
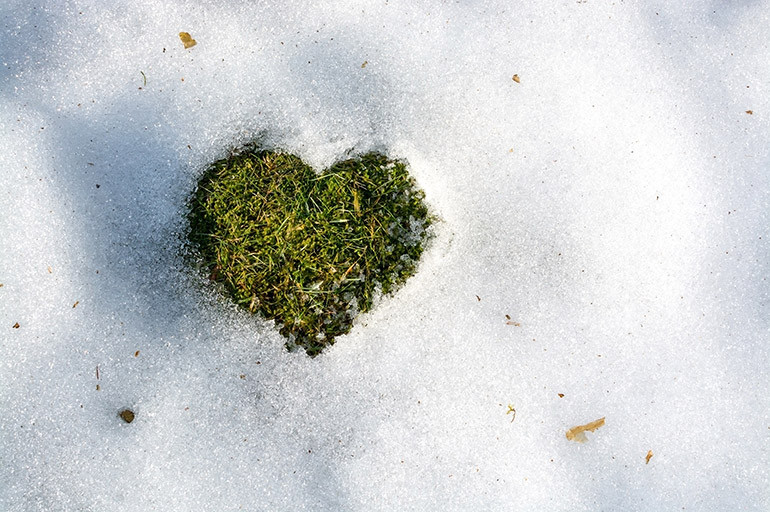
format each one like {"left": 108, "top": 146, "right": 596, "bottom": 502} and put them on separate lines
{"left": 188, "top": 148, "right": 432, "bottom": 356}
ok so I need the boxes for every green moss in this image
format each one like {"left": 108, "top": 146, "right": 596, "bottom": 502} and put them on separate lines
{"left": 188, "top": 148, "right": 432, "bottom": 356}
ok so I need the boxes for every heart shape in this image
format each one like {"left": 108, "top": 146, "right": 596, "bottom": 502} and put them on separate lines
{"left": 188, "top": 149, "right": 432, "bottom": 355}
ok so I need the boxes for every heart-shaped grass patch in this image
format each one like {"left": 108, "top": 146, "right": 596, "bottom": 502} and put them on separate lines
{"left": 188, "top": 148, "right": 432, "bottom": 355}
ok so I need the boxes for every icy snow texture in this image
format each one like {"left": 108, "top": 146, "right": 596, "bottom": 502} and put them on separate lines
{"left": 1, "top": 1, "right": 769, "bottom": 510}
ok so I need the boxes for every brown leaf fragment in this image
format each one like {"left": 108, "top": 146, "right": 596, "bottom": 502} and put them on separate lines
{"left": 512, "top": 74, "right": 520, "bottom": 83}
{"left": 475, "top": 295, "right": 481, "bottom": 301}
{"left": 361, "top": 60, "right": 368, "bottom": 68}
{"left": 558, "top": 393, "right": 565, "bottom": 398}
{"left": 47, "top": 266, "right": 53, "bottom": 273}
{"left": 72, "top": 300, "right": 79, "bottom": 308}
{"left": 645, "top": 450, "right": 653, "bottom": 464}
{"left": 566, "top": 416, "right": 605, "bottom": 443}
{"left": 179, "top": 32, "right": 197, "bottom": 49}
{"left": 134, "top": 350, "right": 140, "bottom": 357}
{"left": 745, "top": 110, "right": 753, "bottom": 115}
{"left": 506, "top": 320, "right": 521, "bottom": 326}
{"left": 12, "top": 322, "right": 20, "bottom": 329}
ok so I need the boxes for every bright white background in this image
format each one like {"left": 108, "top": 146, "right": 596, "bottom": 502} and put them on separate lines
{"left": 1, "top": 1, "right": 768, "bottom": 510}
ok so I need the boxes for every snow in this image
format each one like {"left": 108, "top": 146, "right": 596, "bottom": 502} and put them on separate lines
{"left": 1, "top": 1, "right": 769, "bottom": 510}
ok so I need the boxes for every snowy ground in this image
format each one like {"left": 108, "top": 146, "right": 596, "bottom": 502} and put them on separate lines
{"left": 1, "top": 1, "right": 769, "bottom": 510}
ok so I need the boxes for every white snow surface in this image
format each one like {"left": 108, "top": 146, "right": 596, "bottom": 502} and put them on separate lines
{"left": 1, "top": 1, "right": 769, "bottom": 510}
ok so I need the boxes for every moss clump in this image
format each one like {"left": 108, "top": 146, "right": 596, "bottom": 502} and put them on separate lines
{"left": 188, "top": 148, "right": 432, "bottom": 356}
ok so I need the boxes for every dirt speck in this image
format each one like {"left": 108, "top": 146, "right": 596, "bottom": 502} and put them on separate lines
{"left": 119, "top": 409, "right": 135, "bottom": 423}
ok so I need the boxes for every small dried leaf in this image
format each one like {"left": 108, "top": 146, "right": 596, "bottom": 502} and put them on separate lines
{"left": 134, "top": 350, "right": 140, "bottom": 357}
{"left": 506, "top": 320, "right": 521, "bottom": 326}
{"left": 566, "top": 416, "right": 605, "bottom": 443}
{"left": 558, "top": 393, "right": 565, "bottom": 398}
{"left": 72, "top": 300, "right": 79, "bottom": 308}
{"left": 645, "top": 450, "right": 653, "bottom": 464}
{"left": 12, "top": 322, "right": 20, "bottom": 329}
{"left": 179, "top": 32, "right": 197, "bottom": 49}
{"left": 745, "top": 110, "right": 753, "bottom": 115}
{"left": 47, "top": 266, "right": 53, "bottom": 273}
{"left": 512, "top": 74, "right": 520, "bottom": 83}
{"left": 361, "top": 60, "right": 368, "bottom": 68}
